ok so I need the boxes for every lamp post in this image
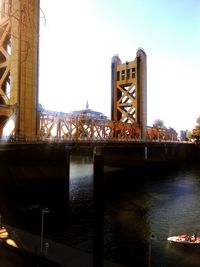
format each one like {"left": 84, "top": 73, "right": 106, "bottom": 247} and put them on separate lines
{"left": 44, "top": 242, "right": 49, "bottom": 257}
{"left": 40, "top": 208, "right": 49, "bottom": 255}
{"left": 148, "top": 233, "right": 157, "bottom": 267}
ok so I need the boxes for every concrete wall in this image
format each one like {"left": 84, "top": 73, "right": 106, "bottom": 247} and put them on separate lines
{"left": 100, "top": 142, "right": 198, "bottom": 168}
{"left": 0, "top": 144, "right": 70, "bottom": 198}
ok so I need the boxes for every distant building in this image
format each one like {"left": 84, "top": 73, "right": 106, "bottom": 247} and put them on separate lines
{"left": 180, "top": 130, "right": 187, "bottom": 141}
{"left": 67, "top": 102, "right": 108, "bottom": 121}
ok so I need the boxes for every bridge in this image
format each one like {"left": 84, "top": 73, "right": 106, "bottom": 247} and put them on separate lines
{"left": 0, "top": 3, "right": 199, "bottom": 267}
{"left": 0, "top": 0, "right": 198, "bottom": 166}
{"left": 0, "top": 0, "right": 197, "bottom": 170}
{"left": 0, "top": 0, "right": 179, "bottom": 143}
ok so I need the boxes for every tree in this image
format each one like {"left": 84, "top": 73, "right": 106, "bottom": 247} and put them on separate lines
{"left": 153, "top": 119, "right": 165, "bottom": 128}
{"left": 168, "top": 127, "right": 176, "bottom": 132}
{"left": 196, "top": 116, "right": 200, "bottom": 125}
{"left": 191, "top": 116, "right": 200, "bottom": 143}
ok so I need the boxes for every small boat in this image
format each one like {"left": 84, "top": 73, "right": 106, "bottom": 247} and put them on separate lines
{"left": 167, "top": 234, "right": 200, "bottom": 246}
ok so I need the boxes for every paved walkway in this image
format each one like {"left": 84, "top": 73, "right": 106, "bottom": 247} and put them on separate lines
{"left": 0, "top": 245, "right": 36, "bottom": 267}
{"left": 6, "top": 225, "right": 125, "bottom": 267}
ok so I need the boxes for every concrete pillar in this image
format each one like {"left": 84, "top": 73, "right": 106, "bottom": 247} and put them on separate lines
{"left": 145, "top": 146, "right": 148, "bottom": 160}
{"left": 65, "top": 149, "right": 70, "bottom": 217}
{"left": 93, "top": 147, "right": 104, "bottom": 267}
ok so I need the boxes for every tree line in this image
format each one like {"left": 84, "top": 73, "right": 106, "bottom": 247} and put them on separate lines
{"left": 191, "top": 116, "right": 200, "bottom": 143}
{"left": 152, "top": 117, "right": 200, "bottom": 143}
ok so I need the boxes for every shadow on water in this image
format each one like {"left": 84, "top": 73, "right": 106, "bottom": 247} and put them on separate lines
{"left": 165, "top": 243, "right": 200, "bottom": 267}
{"left": 102, "top": 163, "right": 200, "bottom": 267}
{"left": 103, "top": 168, "right": 152, "bottom": 266}
{"left": 1, "top": 154, "right": 200, "bottom": 267}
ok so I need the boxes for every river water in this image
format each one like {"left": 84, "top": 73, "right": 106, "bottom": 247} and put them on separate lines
{"left": 1, "top": 154, "right": 200, "bottom": 267}
{"left": 68, "top": 155, "right": 200, "bottom": 267}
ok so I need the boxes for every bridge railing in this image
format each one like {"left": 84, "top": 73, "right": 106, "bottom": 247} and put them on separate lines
{"left": 0, "top": 135, "right": 189, "bottom": 145}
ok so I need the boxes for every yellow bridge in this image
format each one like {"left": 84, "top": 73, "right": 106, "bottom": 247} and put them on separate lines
{"left": 0, "top": 0, "right": 177, "bottom": 143}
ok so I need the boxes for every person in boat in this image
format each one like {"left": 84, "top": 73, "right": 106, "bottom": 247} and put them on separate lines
{"left": 190, "top": 233, "right": 197, "bottom": 242}
{"left": 186, "top": 235, "right": 191, "bottom": 241}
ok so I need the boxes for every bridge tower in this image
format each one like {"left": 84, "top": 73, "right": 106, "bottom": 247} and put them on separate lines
{"left": 111, "top": 49, "right": 147, "bottom": 139}
{"left": 0, "top": 0, "right": 39, "bottom": 138}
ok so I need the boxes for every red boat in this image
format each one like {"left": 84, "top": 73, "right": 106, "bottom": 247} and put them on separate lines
{"left": 167, "top": 234, "right": 200, "bottom": 245}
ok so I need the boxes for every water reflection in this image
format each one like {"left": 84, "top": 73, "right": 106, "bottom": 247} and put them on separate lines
{"left": 93, "top": 162, "right": 200, "bottom": 266}
{"left": 1, "top": 154, "right": 200, "bottom": 266}
{"left": 103, "top": 169, "right": 150, "bottom": 266}
{"left": 148, "top": 167, "right": 200, "bottom": 267}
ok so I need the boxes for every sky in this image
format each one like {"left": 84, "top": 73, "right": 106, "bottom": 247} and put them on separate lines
{"left": 39, "top": 0, "right": 200, "bottom": 133}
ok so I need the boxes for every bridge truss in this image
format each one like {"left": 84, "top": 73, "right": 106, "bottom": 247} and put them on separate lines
{"left": 39, "top": 109, "right": 141, "bottom": 141}
{"left": 38, "top": 109, "right": 177, "bottom": 142}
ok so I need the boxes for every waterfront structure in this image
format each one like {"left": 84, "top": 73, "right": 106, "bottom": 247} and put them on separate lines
{"left": 111, "top": 49, "right": 147, "bottom": 139}
{"left": 0, "top": 0, "right": 39, "bottom": 137}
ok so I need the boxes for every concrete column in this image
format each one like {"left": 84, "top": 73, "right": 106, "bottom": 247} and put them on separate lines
{"left": 93, "top": 147, "right": 104, "bottom": 267}
{"left": 65, "top": 149, "right": 70, "bottom": 217}
{"left": 145, "top": 146, "right": 148, "bottom": 160}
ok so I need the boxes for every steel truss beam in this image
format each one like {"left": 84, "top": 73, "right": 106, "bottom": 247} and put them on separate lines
{"left": 39, "top": 110, "right": 141, "bottom": 141}
{"left": 0, "top": 0, "right": 17, "bottom": 134}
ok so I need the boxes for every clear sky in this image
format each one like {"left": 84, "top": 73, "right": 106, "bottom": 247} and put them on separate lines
{"left": 39, "top": 0, "right": 200, "bottom": 133}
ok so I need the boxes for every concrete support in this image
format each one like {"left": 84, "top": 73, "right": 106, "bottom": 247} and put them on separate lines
{"left": 100, "top": 142, "right": 198, "bottom": 168}
{"left": 65, "top": 149, "right": 70, "bottom": 217}
{"left": 93, "top": 147, "right": 104, "bottom": 267}
{"left": 145, "top": 146, "right": 148, "bottom": 160}
{"left": 0, "top": 143, "right": 70, "bottom": 202}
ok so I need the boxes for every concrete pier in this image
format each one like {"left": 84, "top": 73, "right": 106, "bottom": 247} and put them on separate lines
{"left": 99, "top": 142, "right": 198, "bottom": 168}
{"left": 93, "top": 148, "right": 104, "bottom": 267}
{"left": 0, "top": 142, "right": 197, "bottom": 188}
{"left": 0, "top": 143, "right": 69, "bottom": 180}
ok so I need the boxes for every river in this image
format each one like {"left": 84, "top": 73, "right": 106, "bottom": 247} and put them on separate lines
{"left": 1, "top": 153, "right": 200, "bottom": 267}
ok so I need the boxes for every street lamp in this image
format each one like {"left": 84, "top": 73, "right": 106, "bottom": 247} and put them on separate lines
{"left": 40, "top": 208, "right": 49, "bottom": 255}
{"left": 148, "top": 232, "right": 157, "bottom": 267}
{"left": 44, "top": 242, "right": 49, "bottom": 257}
